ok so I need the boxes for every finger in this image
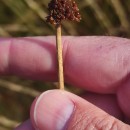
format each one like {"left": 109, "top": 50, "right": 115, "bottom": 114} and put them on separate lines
{"left": 30, "top": 90, "right": 130, "bottom": 130}
{"left": 0, "top": 37, "right": 130, "bottom": 93}
{"left": 0, "top": 37, "right": 57, "bottom": 80}
{"left": 63, "top": 36, "right": 130, "bottom": 93}
{"left": 81, "top": 92, "right": 123, "bottom": 120}
{"left": 14, "top": 119, "right": 35, "bottom": 130}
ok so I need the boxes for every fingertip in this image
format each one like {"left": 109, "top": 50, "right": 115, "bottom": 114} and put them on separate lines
{"left": 30, "top": 90, "right": 74, "bottom": 130}
{"left": 30, "top": 90, "right": 56, "bottom": 129}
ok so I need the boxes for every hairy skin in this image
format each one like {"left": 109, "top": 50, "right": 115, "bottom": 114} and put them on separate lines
{"left": 0, "top": 36, "right": 130, "bottom": 130}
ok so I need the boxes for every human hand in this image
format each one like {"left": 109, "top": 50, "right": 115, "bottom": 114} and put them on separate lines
{"left": 0, "top": 36, "right": 130, "bottom": 130}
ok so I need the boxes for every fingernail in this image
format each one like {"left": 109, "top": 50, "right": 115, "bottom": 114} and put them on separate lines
{"left": 33, "top": 90, "right": 74, "bottom": 130}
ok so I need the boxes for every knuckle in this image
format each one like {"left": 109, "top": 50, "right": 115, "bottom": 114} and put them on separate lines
{"left": 70, "top": 113, "right": 121, "bottom": 130}
{"left": 89, "top": 115, "right": 121, "bottom": 130}
{"left": 86, "top": 115, "right": 112, "bottom": 130}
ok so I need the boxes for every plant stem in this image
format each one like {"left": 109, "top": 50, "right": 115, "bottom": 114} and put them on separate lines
{"left": 56, "top": 24, "right": 64, "bottom": 90}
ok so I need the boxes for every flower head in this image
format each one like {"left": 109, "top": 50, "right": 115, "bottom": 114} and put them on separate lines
{"left": 46, "top": 0, "right": 81, "bottom": 25}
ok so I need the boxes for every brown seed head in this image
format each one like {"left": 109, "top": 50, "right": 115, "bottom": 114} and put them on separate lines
{"left": 46, "top": 0, "right": 81, "bottom": 25}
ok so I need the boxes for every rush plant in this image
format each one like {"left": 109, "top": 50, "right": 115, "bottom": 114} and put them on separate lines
{"left": 46, "top": 0, "right": 81, "bottom": 89}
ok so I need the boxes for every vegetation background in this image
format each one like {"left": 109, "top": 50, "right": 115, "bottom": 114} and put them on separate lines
{"left": 0, "top": 0, "right": 130, "bottom": 129}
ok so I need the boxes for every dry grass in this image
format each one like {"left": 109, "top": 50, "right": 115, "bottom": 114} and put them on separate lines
{"left": 0, "top": 0, "right": 130, "bottom": 129}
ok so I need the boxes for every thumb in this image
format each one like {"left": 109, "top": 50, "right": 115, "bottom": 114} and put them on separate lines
{"left": 30, "top": 90, "right": 130, "bottom": 130}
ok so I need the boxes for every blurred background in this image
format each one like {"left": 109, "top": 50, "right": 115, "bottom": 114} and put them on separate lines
{"left": 0, "top": 0, "right": 130, "bottom": 129}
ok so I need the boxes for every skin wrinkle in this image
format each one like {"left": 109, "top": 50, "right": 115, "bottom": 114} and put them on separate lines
{"left": 109, "top": 119, "right": 130, "bottom": 130}
{"left": 86, "top": 114, "right": 110, "bottom": 130}
{"left": 67, "top": 98, "right": 92, "bottom": 130}
{"left": 70, "top": 109, "right": 115, "bottom": 130}
{"left": 95, "top": 115, "right": 114, "bottom": 130}
{"left": 71, "top": 112, "right": 87, "bottom": 130}
{"left": 84, "top": 114, "right": 124, "bottom": 130}
{"left": 82, "top": 114, "right": 99, "bottom": 130}
{"left": 110, "top": 120, "right": 119, "bottom": 130}
{"left": 70, "top": 105, "right": 104, "bottom": 130}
